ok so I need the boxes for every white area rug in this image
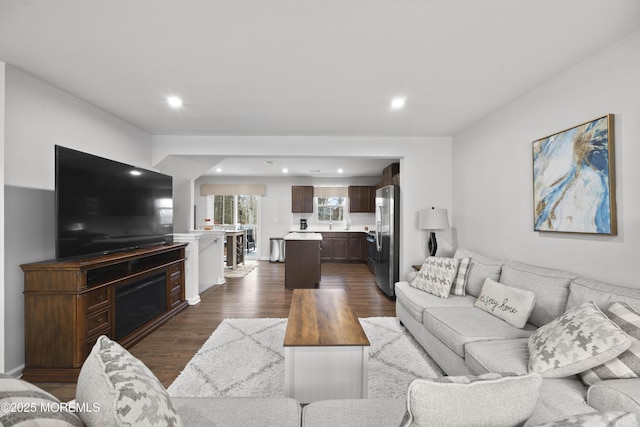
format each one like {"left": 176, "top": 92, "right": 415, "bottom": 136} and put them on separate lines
{"left": 168, "top": 317, "right": 443, "bottom": 398}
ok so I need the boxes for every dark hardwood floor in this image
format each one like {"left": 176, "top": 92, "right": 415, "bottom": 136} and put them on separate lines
{"left": 35, "top": 261, "right": 396, "bottom": 401}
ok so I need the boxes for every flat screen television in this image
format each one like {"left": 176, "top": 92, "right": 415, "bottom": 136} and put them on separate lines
{"left": 55, "top": 145, "right": 173, "bottom": 260}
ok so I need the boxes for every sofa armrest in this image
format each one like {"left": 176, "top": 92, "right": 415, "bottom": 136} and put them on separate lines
{"left": 588, "top": 379, "right": 640, "bottom": 414}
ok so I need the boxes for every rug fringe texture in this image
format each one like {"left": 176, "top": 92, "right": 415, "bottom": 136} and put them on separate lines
{"left": 168, "top": 316, "right": 442, "bottom": 399}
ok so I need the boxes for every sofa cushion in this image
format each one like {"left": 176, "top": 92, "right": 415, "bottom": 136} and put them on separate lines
{"left": 395, "top": 281, "right": 475, "bottom": 323}
{"left": 409, "top": 256, "right": 460, "bottom": 298}
{"left": 76, "top": 335, "right": 183, "bottom": 427}
{"left": 528, "top": 302, "right": 632, "bottom": 379}
{"left": 0, "top": 374, "right": 83, "bottom": 426}
{"left": 173, "top": 397, "right": 302, "bottom": 427}
{"left": 474, "top": 278, "right": 536, "bottom": 328}
{"left": 581, "top": 302, "right": 640, "bottom": 385}
{"left": 531, "top": 412, "right": 638, "bottom": 427}
{"left": 301, "top": 398, "right": 406, "bottom": 427}
{"left": 500, "top": 261, "right": 577, "bottom": 327}
{"left": 587, "top": 378, "right": 640, "bottom": 414}
{"left": 455, "top": 248, "right": 503, "bottom": 297}
{"left": 524, "top": 377, "right": 595, "bottom": 426}
{"left": 400, "top": 372, "right": 542, "bottom": 427}
{"left": 464, "top": 338, "right": 529, "bottom": 375}
{"left": 567, "top": 277, "right": 640, "bottom": 312}
{"left": 423, "top": 307, "right": 535, "bottom": 358}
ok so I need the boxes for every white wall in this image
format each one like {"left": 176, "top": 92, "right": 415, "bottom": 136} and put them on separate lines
{"left": 452, "top": 29, "right": 640, "bottom": 287}
{"left": 154, "top": 136, "right": 454, "bottom": 277}
{"left": 2, "top": 66, "right": 153, "bottom": 373}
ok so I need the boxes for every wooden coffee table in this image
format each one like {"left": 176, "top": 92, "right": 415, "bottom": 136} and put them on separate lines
{"left": 283, "top": 289, "right": 370, "bottom": 403}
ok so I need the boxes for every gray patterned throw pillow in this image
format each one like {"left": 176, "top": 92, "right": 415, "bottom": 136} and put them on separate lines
{"left": 75, "top": 335, "right": 183, "bottom": 426}
{"left": 528, "top": 302, "right": 632, "bottom": 378}
{"left": 0, "top": 374, "right": 83, "bottom": 426}
{"left": 409, "top": 256, "right": 460, "bottom": 298}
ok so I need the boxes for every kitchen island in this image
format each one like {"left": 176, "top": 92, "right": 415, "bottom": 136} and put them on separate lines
{"left": 284, "top": 232, "right": 323, "bottom": 289}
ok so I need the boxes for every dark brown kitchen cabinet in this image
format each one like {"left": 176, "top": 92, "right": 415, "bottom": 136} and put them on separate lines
{"left": 348, "top": 186, "right": 375, "bottom": 213}
{"left": 291, "top": 186, "right": 314, "bottom": 213}
{"left": 321, "top": 232, "right": 366, "bottom": 262}
{"left": 382, "top": 163, "right": 400, "bottom": 187}
{"left": 285, "top": 239, "right": 321, "bottom": 289}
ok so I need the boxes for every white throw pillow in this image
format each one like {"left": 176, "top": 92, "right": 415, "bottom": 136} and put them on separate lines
{"left": 409, "top": 256, "right": 460, "bottom": 299}
{"left": 474, "top": 278, "right": 536, "bottom": 328}
{"left": 75, "top": 335, "right": 183, "bottom": 426}
{"left": 400, "top": 372, "right": 542, "bottom": 427}
{"left": 528, "top": 302, "right": 632, "bottom": 378}
{"left": 581, "top": 302, "right": 640, "bottom": 385}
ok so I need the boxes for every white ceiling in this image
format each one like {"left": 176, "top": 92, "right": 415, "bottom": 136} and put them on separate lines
{"left": 1, "top": 1, "right": 639, "bottom": 177}
{"left": 207, "top": 157, "right": 397, "bottom": 178}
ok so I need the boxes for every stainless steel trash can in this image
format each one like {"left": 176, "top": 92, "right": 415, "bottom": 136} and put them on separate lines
{"left": 270, "top": 237, "right": 285, "bottom": 262}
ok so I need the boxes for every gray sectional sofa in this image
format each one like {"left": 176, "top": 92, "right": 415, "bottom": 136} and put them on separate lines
{"left": 5, "top": 249, "right": 640, "bottom": 426}
{"left": 395, "top": 248, "right": 640, "bottom": 425}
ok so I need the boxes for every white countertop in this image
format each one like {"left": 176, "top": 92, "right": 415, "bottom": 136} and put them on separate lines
{"left": 284, "top": 232, "right": 323, "bottom": 241}
{"left": 288, "top": 227, "right": 373, "bottom": 234}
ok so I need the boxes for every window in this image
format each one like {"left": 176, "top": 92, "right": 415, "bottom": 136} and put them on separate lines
{"left": 317, "top": 197, "right": 345, "bottom": 222}
{"left": 211, "top": 195, "right": 259, "bottom": 226}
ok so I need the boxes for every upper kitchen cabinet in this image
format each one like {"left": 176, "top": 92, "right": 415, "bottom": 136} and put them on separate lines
{"left": 291, "top": 186, "right": 314, "bottom": 213}
{"left": 348, "top": 186, "right": 375, "bottom": 213}
{"left": 382, "top": 163, "right": 400, "bottom": 187}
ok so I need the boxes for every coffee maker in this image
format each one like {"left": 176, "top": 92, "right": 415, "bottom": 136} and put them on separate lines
{"left": 300, "top": 219, "right": 308, "bottom": 230}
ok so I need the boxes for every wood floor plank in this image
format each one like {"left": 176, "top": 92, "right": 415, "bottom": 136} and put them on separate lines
{"left": 33, "top": 261, "right": 396, "bottom": 401}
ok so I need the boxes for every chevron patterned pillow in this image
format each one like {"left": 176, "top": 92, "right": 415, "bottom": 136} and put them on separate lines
{"left": 409, "top": 256, "right": 460, "bottom": 298}
{"left": 528, "top": 302, "right": 632, "bottom": 378}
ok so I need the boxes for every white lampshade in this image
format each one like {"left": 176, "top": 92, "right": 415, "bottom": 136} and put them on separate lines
{"left": 419, "top": 208, "right": 449, "bottom": 230}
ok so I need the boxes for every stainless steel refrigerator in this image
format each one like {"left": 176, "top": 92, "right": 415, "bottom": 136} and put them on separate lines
{"left": 375, "top": 185, "right": 399, "bottom": 299}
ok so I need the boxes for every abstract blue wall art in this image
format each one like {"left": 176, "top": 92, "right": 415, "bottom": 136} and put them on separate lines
{"left": 532, "top": 114, "right": 616, "bottom": 235}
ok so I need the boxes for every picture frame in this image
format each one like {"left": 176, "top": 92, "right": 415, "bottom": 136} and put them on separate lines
{"left": 532, "top": 114, "right": 616, "bottom": 235}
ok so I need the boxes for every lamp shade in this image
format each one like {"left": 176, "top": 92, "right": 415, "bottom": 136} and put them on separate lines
{"left": 419, "top": 208, "right": 449, "bottom": 230}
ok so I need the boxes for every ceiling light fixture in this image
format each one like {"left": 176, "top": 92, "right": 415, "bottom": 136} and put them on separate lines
{"left": 166, "top": 96, "right": 183, "bottom": 108}
{"left": 337, "top": 168, "right": 344, "bottom": 174}
{"left": 390, "top": 97, "right": 406, "bottom": 110}
{"left": 216, "top": 168, "right": 222, "bottom": 173}
{"left": 282, "top": 168, "right": 289, "bottom": 174}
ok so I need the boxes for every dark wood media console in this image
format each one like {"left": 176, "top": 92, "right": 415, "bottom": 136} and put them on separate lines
{"left": 21, "top": 243, "right": 188, "bottom": 382}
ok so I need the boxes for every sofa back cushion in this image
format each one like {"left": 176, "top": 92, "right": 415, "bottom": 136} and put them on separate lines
{"left": 454, "top": 249, "right": 503, "bottom": 297}
{"left": 500, "top": 261, "right": 578, "bottom": 327}
{"left": 567, "top": 277, "right": 640, "bottom": 312}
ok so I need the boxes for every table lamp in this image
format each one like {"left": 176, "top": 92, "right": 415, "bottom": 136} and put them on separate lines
{"left": 419, "top": 207, "right": 449, "bottom": 256}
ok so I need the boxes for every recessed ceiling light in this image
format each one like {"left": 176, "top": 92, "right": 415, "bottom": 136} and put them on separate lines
{"left": 129, "top": 170, "right": 142, "bottom": 176}
{"left": 166, "top": 96, "right": 183, "bottom": 108}
{"left": 390, "top": 97, "right": 406, "bottom": 110}
{"left": 282, "top": 168, "right": 289, "bottom": 174}
{"left": 216, "top": 168, "right": 222, "bottom": 173}
{"left": 337, "top": 168, "right": 344, "bottom": 174}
